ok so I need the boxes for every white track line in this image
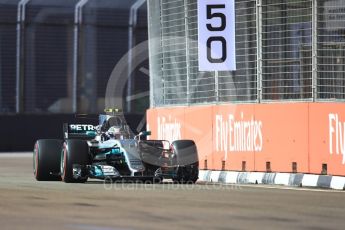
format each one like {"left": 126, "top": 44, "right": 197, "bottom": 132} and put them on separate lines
{"left": 229, "top": 183, "right": 345, "bottom": 193}
{"left": 197, "top": 181, "right": 345, "bottom": 193}
{"left": 0, "top": 152, "right": 32, "bottom": 158}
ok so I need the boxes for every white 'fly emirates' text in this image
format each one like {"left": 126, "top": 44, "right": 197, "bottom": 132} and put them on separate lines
{"left": 157, "top": 116, "right": 181, "bottom": 143}
{"left": 329, "top": 113, "right": 345, "bottom": 164}
{"left": 215, "top": 113, "right": 263, "bottom": 155}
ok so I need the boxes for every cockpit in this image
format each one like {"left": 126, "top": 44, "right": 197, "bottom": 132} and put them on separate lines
{"left": 98, "top": 114, "right": 131, "bottom": 140}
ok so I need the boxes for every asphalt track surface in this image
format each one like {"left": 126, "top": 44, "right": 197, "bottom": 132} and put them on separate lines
{"left": 0, "top": 153, "right": 345, "bottom": 230}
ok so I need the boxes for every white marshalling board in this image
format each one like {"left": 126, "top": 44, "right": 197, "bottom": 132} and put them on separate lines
{"left": 198, "top": 0, "right": 236, "bottom": 71}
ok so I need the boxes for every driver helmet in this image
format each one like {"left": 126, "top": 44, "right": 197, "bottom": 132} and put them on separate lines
{"left": 108, "top": 126, "right": 124, "bottom": 139}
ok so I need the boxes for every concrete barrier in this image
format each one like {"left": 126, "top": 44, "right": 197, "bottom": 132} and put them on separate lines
{"left": 198, "top": 170, "right": 345, "bottom": 190}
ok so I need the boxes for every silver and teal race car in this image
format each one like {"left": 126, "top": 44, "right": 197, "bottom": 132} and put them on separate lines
{"left": 33, "top": 109, "right": 199, "bottom": 183}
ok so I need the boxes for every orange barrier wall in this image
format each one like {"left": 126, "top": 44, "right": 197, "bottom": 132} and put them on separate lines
{"left": 147, "top": 103, "right": 345, "bottom": 176}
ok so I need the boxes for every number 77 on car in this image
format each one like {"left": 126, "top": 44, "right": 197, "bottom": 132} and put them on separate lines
{"left": 198, "top": 0, "right": 236, "bottom": 71}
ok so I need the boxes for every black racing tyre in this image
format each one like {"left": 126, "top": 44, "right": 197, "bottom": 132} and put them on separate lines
{"left": 173, "top": 164, "right": 199, "bottom": 184}
{"left": 61, "top": 139, "right": 90, "bottom": 183}
{"left": 33, "top": 139, "right": 63, "bottom": 181}
{"left": 171, "top": 140, "right": 199, "bottom": 184}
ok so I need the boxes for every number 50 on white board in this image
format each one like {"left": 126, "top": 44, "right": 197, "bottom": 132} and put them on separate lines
{"left": 198, "top": 0, "right": 236, "bottom": 71}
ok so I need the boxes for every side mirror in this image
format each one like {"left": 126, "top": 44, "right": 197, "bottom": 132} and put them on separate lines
{"left": 86, "top": 131, "right": 97, "bottom": 138}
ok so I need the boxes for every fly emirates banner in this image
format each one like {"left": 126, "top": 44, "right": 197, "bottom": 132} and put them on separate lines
{"left": 147, "top": 103, "right": 345, "bottom": 175}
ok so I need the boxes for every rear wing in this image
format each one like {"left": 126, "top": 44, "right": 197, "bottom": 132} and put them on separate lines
{"left": 63, "top": 123, "right": 96, "bottom": 140}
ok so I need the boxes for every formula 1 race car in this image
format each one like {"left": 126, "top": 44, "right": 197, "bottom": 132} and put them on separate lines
{"left": 33, "top": 109, "right": 199, "bottom": 183}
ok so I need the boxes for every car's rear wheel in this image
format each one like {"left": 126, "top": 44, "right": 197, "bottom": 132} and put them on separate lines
{"left": 173, "top": 164, "right": 199, "bottom": 184}
{"left": 61, "top": 139, "right": 90, "bottom": 183}
{"left": 33, "top": 139, "right": 63, "bottom": 181}
{"left": 171, "top": 140, "right": 199, "bottom": 184}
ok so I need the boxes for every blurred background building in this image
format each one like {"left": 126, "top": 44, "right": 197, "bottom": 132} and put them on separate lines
{"left": 0, "top": 0, "right": 148, "bottom": 150}
{"left": 0, "top": 0, "right": 148, "bottom": 115}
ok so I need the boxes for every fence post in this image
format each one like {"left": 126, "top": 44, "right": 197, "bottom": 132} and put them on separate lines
{"left": 312, "top": 0, "right": 318, "bottom": 101}
{"left": 256, "top": 0, "right": 263, "bottom": 103}
{"left": 127, "top": 0, "right": 146, "bottom": 113}
{"left": 16, "top": 0, "right": 30, "bottom": 113}
{"left": 0, "top": 41, "right": 2, "bottom": 110}
{"left": 73, "top": 0, "right": 89, "bottom": 113}
{"left": 215, "top": 71, "right": 219, "bottom": 102}
{"left": 184, "top": 0, "right": 190, "bottom": 105}
{"left": 159, "top": 0, "right": 165, "bottom": 106}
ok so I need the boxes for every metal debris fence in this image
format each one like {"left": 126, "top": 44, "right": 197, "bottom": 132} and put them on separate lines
{"left": 148, "top": 0, "right": 345, "bottom": 107}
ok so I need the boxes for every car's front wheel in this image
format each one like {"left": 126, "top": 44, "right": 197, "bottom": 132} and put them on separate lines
{"left": 33, "top": 139, "right": 63, "bottom": 181}
{"left": 61, "top": 139, "right": 90, "bottom": 183}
